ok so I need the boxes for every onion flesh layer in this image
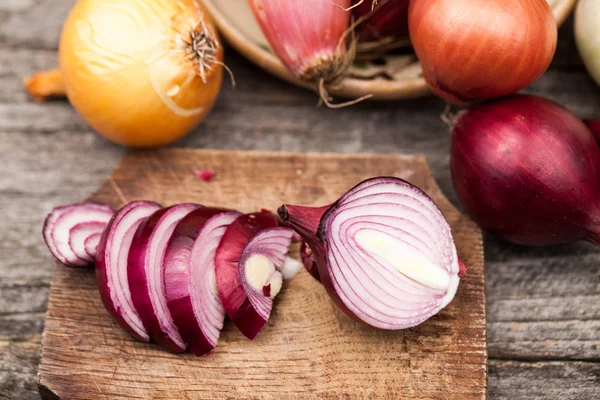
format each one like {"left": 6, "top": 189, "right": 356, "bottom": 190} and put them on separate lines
{"left": 128, "top": 204, "right": 201, "bottom": 352}
{"left": 164, "top": 208, "right": 241, "bottom": 356}
{"left": 95, "top": 201, "right": 162, "bottom": 342}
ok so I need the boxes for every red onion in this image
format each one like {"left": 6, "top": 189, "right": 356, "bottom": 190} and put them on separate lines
{"left": 43, "top": 202, "right": 114, "bottom": 268}
{"left": 584, "top": 120, "right": 600, "bottom": 143}
{"left": 353, "top": 0, "right": 409, "bottom": 42}
{"left": 451, "top": 94, "right": 600, "bottom": 246}
{"left": 279, "top": 177, "right": 462, "bottom": 330}
{"left": 163, "top": 208, "right": 241, "bottom": 356}
{"left": 128, "top": 204, "right": 201, "bottom": 352}
{"left": 248, "top": 0, "right": 351, "bottom": 88}
{"left": 409, "top": 0, "right": 557, "bottom": 104}
{"left": 215, "top": 211, "right": 296, "bottom": 339}
{"left": 96, "top": 201, "right": 161, "bottom": 342}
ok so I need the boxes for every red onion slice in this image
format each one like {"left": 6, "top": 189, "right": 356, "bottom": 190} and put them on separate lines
{"left": 279, "top": 177, "right": 462, "bottom": 330}
{"left": 164, "top": 208, "right": 241, "bottom": 356}
{"left": 128, "top": 204, "right": 201, "bottom": 353}
{"left": 215, "top": 211, "right": 296, "bottom": 340}
{"left": 95, "top": 201, "right": 162, "bottom": 342}
{"left": 69, "top": 222, "right": 106, "bottom": 262}
{"left": 84, "top": 233, "right": 102, "bottom": 258}
{"left": 43, "top": 202, "right": 114, "bottom": 268}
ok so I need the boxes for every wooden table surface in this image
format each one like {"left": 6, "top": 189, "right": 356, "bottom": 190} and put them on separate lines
{"left": 1, "top": 1, "right": 599, "bottom": 399}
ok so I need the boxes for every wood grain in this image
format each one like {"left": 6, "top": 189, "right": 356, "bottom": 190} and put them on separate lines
{"left": 38, "top": 149, "right": 486, "bottom": 399}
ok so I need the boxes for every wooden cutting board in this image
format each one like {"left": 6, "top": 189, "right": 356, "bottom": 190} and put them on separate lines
{"left": 38, "top": 149, "right": 487, "bottom": 399}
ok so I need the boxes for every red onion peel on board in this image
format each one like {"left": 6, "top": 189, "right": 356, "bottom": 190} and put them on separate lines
{"left": 128, "top": 203, "right": 201, "bottom": 352}
{"left": 96, "top": 201, "right": 162, "bottom": 342}
{"left": 163, "top": 208, "right": 241, "bottom": 356}
{"left": 279, "top": 177, "right": 463, "bottom": 330}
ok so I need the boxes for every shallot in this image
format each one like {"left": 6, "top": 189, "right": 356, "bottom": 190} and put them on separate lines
{"left": 279, "top": 177, "right": 463, "bottom": 330}
{"left": 353, "top": 0, "right": 410, "bottom": 43}
{"left": 451, "top": 94, "right": 600, "bottom": 246}
{"left": 248, "top": 0, "right": 362, "bottom": 106}
{"left": 584, "top": 120, "right": 600, "bottom": 143}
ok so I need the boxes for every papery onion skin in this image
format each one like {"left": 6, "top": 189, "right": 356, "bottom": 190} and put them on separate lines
{"left": 164, "top": 208, "right": 240, "bottom": 357}
{"left": 215, "top": 211, "right": 280, "bottom": 340}
{"left": 128, "top": 204, "right": 201, "bottom": 352}
{"left": 96, "top": 201, "right": 162, "bottom": 342}
{"left": 408, "top": 0, "right": 557, "bottom": 104}
{"left": 451, "top": 94, "right": 600, "bottom": 246}
{"left": 279, "top": 177, "right": 461, "bottom": 330}
{"left": 59, "top": 0, "right": 223, "bottom": 147}
{"left": 248, "top": 0, "right": 351, "bottom": 83}
{"left": 353, "top": 0, "right": 410, "bottom": 42}
{"left": 575, "top": 0, "right": 600, "bottom": 88}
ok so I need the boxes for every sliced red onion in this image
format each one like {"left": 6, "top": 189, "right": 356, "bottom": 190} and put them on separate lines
{"left": 95, "top": 201, "right": 161, "bottom": 342}
{"left": 215, "top": 211, "right": 296, "bottom": 339}
{"left": 43, "top": 202, "right": 114, "bottom": 268}
{"left": 163, "top": 208, "right": 241, "bottom": 357}
{"left": 84, "top": 233, "right": 102, "bottom": 258}
{"left": 69, "top": 222, "right": 106, "bottom": 262}
{"left": 279, "top": 177, "right": 463, "bottom": 330}
{"left": 128, "top": 204, "right": 201, "bottom": 352}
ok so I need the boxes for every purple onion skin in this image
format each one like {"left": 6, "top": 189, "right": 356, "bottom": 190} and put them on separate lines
{"left": 353, "top": 0, "right": 410, "bottom": 41}
{"left": 128, "top": 204, "right": 200, "bottom": 353}
{"left": 164, "top": 208, "right": 239, "bottom": 357}
{"left": 584, "top": 120, "right": 600, "bottom": 144}
{"left": 215, "top": 211, "right": 279, "bottom": 340}
{"left": 451, "top": 94, "right": 600, "bottom": 246}
{"left": 95, "top": 201, "right": 161, "bottom": 342}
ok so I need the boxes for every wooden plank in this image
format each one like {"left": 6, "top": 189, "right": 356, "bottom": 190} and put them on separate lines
{"left": 489, "top": 360, "right": 600, "bottom": 400}
{"left": 38, "top": 149, "right": 486, "bottom": 399}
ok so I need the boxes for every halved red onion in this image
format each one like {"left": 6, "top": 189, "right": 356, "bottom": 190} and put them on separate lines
{"left": 163, "top": 208, "right": 241, "bottom": 356}
{"left": 95, "top": 201, "right": 162, "bottom": 342}
{"left": 43, "top": 202, "right": 114, "bottom": 268}
{"left": 215, "top": 211, "right": 297, "bottom": 339}
{"left": 279, "top": 177, "right": 463, "bottom": 330}
{"left": 128, "top": 204, "right": 201, "bottom": 353}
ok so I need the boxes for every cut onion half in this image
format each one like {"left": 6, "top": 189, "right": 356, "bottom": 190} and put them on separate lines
{"left": 215, "top": 211, "right": 296, "bottom": 339}
{"left": 164, "top": 208, "right": 241, "bottom": 357}
{"left": 43, "top": 202, "right": 114, "bottom": 268}
{"left": 95, "top": 201, "right": 162, "bottom": 342}
{"left": 279, "top": 177, "right": 463, "bottom": 330}
{"left": 128, "top": 204, "right": 201, "bottom": 352}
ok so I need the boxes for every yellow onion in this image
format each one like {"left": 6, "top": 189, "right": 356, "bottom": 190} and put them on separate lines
{"left": 54, "top": 0, "right": 223, "bottom": 147}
